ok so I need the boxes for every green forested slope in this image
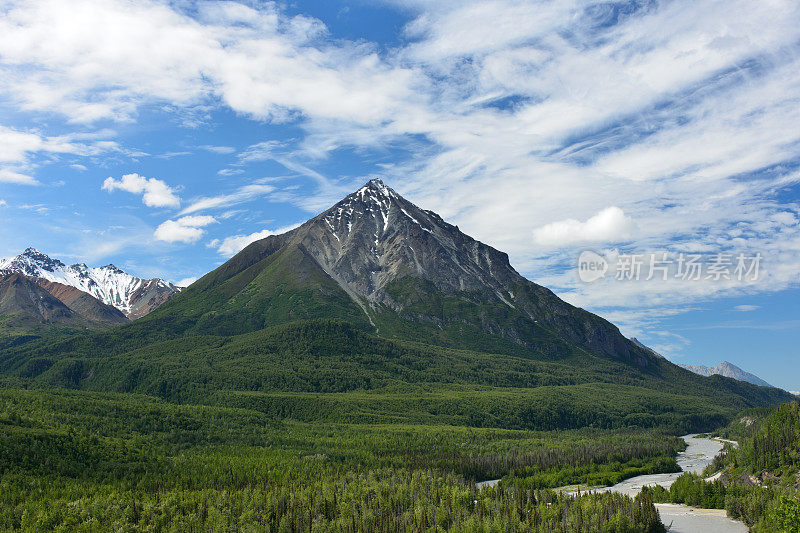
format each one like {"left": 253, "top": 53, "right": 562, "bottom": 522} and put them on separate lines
{"left": 0, "top": 318, "right": 792, "bottom": 432}
{"left": 3, "top": 180, "right": 792, "bottom": 433}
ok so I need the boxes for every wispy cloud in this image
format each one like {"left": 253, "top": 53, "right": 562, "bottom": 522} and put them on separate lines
{"left": 179, "top": 182, "right": 275, "bottom": 215}
{"left": 0, "top": 0, "right": 417, "bottom": 124}
{"left": 0, "top": 168, "right": 38, "bottom": 185}
{"left": 198, "top": 145, "right": 236, "bottom": 155}
{"left": 0, "top": 125, "right": 122, "bottom": 185}
{"left": 175, "top": 276, "right": 198, "bottom": 287}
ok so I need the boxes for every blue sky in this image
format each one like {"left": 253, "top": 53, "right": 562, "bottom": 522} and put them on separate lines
{"left": 0, "top": 0, "right": 798, "bottom": 389}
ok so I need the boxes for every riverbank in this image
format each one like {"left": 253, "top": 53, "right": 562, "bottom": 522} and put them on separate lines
{"left": 477, "top": 434, "right": 749, "bottom": 532}
{"left": 574, "top": 435, "right": 748, "bottom": 532}
{"left": 655, "top": 503, "right": 748, "bottom": 533}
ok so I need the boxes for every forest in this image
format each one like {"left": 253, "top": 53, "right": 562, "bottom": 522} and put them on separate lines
{"left": 0, "top": 387, "right": 679, "bottom": 531}
{"left": 0, "top": 317, "right": 794, "bottom": 530}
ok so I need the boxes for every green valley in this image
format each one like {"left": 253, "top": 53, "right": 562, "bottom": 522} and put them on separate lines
{"left": 0, "top": 181, "right": 794, "bottom": 531}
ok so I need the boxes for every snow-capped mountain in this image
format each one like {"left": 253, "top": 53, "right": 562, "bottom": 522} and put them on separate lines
{"left": 0, "top": 248, "right": 180, "bottom": 319}
{"left": 680, "top": 361, "right": 772, "bottom": 387}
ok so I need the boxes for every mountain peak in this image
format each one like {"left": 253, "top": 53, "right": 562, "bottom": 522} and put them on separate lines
{"left": 359, "top": 177, "right": 394, "bottom": 195}
{"left": 21, "top": 247, "right": 57, "bottom": 262}
{"left": 149, "top": 180, "right": 656, "bottom": 364}
{"left": 303, "top": 178, "right": 522, "bottom": 305}
{"left": 680, "top": 361, "right": 772, "bottom": 387}
{"left": 0, "top": 248, "right": 179, "bottom": 318}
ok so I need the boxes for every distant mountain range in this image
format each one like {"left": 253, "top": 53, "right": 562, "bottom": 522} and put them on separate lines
{"left": 630, "top": 338, "right": 774, "bottom": 389}
{"left": 679, "top": 361, "right": 772, "bottom": 387}
{"left": 0, "top": 248, "right": 180, "bottom": 319}
{"left": 0, "top": 272, "right": 128, "bottom": 331}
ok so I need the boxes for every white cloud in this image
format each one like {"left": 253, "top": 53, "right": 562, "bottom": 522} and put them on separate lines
{"left": 238, "top": 141, "right": 283, "bottom": 163}
{"left": 217, "top": 168, "right": 244, "bottom": 176}
{"left": 179, "top": 182, "right": 275, "bottom": 215}
{"left": 0, "top": 0, "right": 418, "bottom": 125}
{"left": 154, "top": 215, "right": 216, "bottom": 244}
{"left": 532, "top": 207, "right": 635, "bottom": 247}
{"left": 214, "top": 223, "right": 300, "bottom": 256}
{"left": 734, "top": 305, "right": 760, "bottom": 312}
{"left": 0, "top": 125, "right": 122, "bottom": 185}
{"left": 199, "top": 145, "right": 235, "bottom": 154}
{"left": 0, "top": 126, "right": 49, "bottom": 163}
{"left": 175, "top": 276, "right": 197, "bottom": 287}
{"left": 0, "top": 168, "right": 37, "bottom": 185}
{"left": 103, "top": 173, "right": 180, "bottom": 208}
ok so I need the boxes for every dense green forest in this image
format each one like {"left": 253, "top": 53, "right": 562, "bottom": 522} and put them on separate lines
{"left": 0, "top": 319, "right": 791, "bottom": 434}
{"left": 0, "top": 387, "right": 676, "bottom": 531}
{"left": 0, "top": 316, "right": 793, "bottom": 529}
{"left": 649, "top": 400, "right": 800, "bottom": 532}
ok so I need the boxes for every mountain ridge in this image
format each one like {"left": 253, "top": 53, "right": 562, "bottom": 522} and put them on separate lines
{"left": 0, "top": 248, "right": 180, "bottom": 318}
{"left": 0, "top": 272, "right": 128, "bottom": 330}
{"left": 0, "top": 178, "right": 792, "bottom": 432}
{"left": 680, "top": 361, "right": 772, "bottom": 387}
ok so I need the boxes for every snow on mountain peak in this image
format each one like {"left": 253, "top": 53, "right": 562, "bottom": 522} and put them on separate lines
{"left": 0, "top": 248, "right": 179, "bottom": 316}
{"left": 358, "top": 178, "right": 395, "bottom": 198}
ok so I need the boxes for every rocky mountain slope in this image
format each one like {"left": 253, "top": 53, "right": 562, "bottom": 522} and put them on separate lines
{"left": 680, "top": 361, "right": 772, "bottom": 387}
{"left": 0, "top": 272, "right": 127, "bottom": 330}
{"left": 0, "top": 248, "right": 179, "bottom": 318}
{"left": 168, "top": 179, "right": 651, "bottom": 365}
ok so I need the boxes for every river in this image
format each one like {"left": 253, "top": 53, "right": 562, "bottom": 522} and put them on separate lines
{"left": 477, "top": 434, "right": 748, "bottom": 532}
{"left": 604, "top": 434, "right": 748, "bottom": 532}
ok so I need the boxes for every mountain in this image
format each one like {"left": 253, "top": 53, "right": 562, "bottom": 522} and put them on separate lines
{"left": 0, "top": 179, "right": 793, "bottom": 431}
{"left": 157, "top": 179, "right": 651, "bottom": 365}
{"left": 0, "top": 248, "right": 180, "bottom": 319}
{"left": 680, "top": 361, "right": 772, "bottom": 387}
{"left": 33, "top": 277, "right": 129, "bottom": 326}
{"left": 630, "top": 338, "right": 665, "bottom": 358}
{"left": 0, "top": 272, "right": 127, "bottom": 331}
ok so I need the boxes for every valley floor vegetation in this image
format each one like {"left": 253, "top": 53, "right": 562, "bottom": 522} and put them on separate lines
{"left": 0, "top": 387, "right": 676, "bottom": 531}
{"left": 0, "top": 318, "right": 791, "bottom": 531}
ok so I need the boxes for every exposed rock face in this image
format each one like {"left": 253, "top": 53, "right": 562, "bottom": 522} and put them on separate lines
{"left": 0, "top": 273, "right": 75, "bottom": 325}
{"left": 0, "top": 272, "right": 127, "bottom": 329}
{"left": 127, "top": 279, "right": 180, "bottom": 320}
{"left": 301, "top": 179, "right": 518, "bottom": 303}
{"left": 210, "top": 179, "right": 654, "bottom": 365}
{"left": 0, "top": 248, "right": 180, "bottom": 318}
{"left": 34, "top": 278, "right": 128, "bottom": 326}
